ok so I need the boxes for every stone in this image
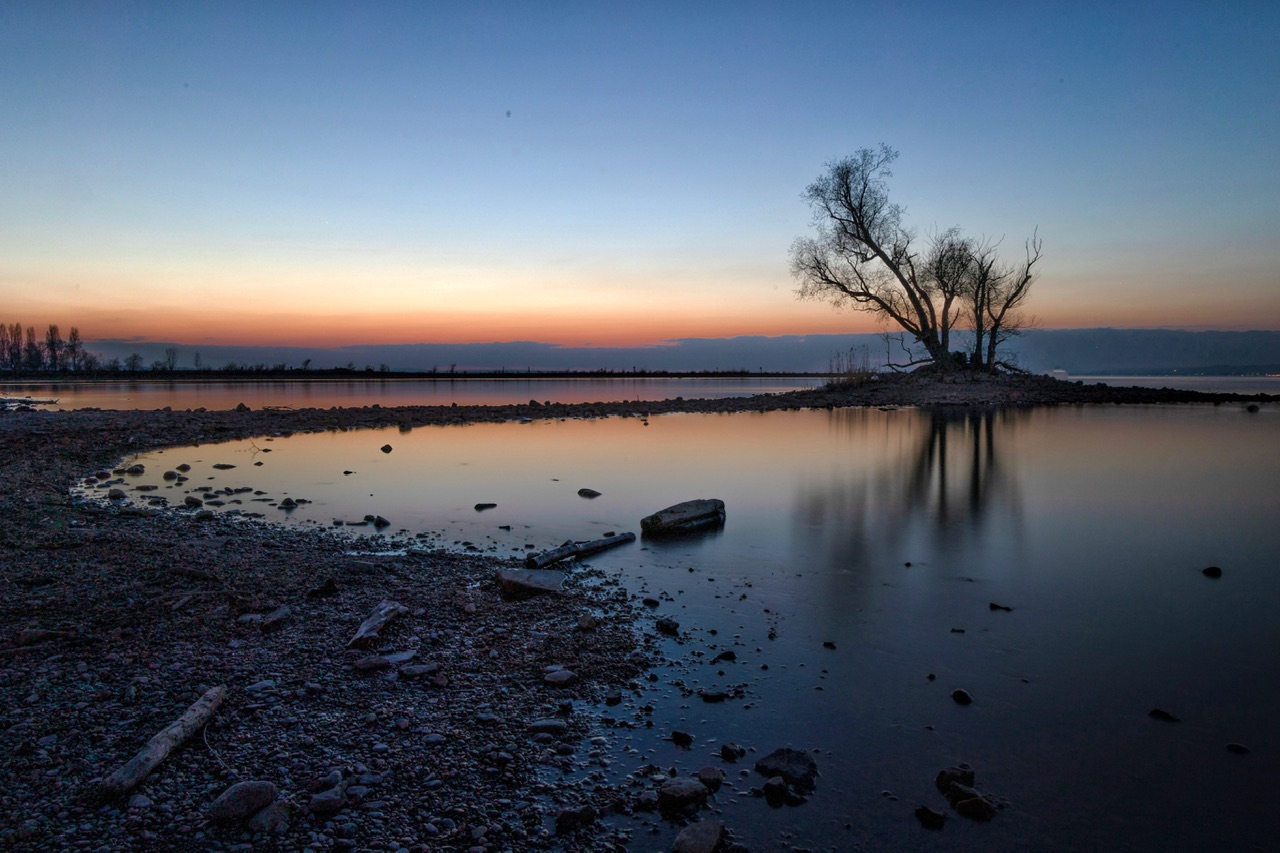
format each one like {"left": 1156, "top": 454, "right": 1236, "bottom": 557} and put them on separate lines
{"left": 554, "top": 804, "right": 596, "bottom": 835}
{"left": 544, "top": 669, "right": 578, "bottom": 686}
{"left": 259, "top": 604, "right": 292, "bottom": 633}
{"left": 951, "top": 688, "right": 973, "bottom": 705}
{"left": 640, "top": 498, "right": 726, "bottom": 535}
{"left": 497, "top": 568, "right": 566, "bottom": 598}
{"left": 1202, "top": 566, "right": 1223, "bottom": 578}
{"left": 935, "top": 765, "right": 975, "bottom": 793}
{"left": 719, "top": 743, "right": 746, "bottom": 762}
{"left": 755, "top": 747, "right": 818, "bottom": 790}
{"left": 658, "top": 777, "right": 709, "bottom": 814}
{"left": 673, "top": 819, "right": 726, "bottom": 853}
{"left": 1226, "top": 742, "right": 1251, "bottom": 755}
{"left": 1148, "top": 708, "right": 1180, "bottom": 722}
{"left": 108, "top": 488, "right": 127, "bottom": 500}
{"left": 761, "top": 776, "right": 790, "bottom": 805}
{"left": 696, "top": 766, "right": 725, "bottom": 792}
{"left": 245, "top": 799, "right": 290, "bottom": 834}
{"left": 310, "top": 784, "right": 348, "bottom": 816}
{"left": 184, "top": 495, "right": 204, "bottom": 508}
{"left": 671, "top": 730, "right": 694, "bottom": 747}
{"left": 474, "top": 502, "right": 497, "bottom": 511}
{"left": 577, "top": 488, "right": 602, "bottom": 498}
{"left": 915, "top": 805, "right": 947, "bottom": 829}
{"left": 380, "top": 444, "right": 393, "bottom": 453}
{"left": 399, "top": 663, "right": 440, "bottom": 678}
{"left": 655, "top": 617, "right": 679, "bottom": 636}
{"left": 208, "top": 780, "right": 278, "bottom": 824}
{"left": 527, "top": 718, "right": 569, "bottom": 736}
{"left": 954, "top": 795, "right": 997, "bottom": 821}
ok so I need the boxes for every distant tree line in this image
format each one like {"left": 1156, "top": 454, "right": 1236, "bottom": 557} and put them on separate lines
{"left": 0, "top": 322, "right": 96, "bottom": 373}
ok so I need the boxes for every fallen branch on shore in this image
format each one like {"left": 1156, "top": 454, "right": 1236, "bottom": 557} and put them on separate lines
{"left": 348, "top": 599, "right": 409, "bottom": 648}
{"left": 95, "top": 684, "right": 227, "bottom": 802}
{"left": 524, "top": 532, "right": 636, "bottom": 569}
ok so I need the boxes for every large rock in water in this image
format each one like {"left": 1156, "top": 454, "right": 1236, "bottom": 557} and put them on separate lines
{"left": 640, "top": 499, "right": 726, "bottom": 535}
{"left": 755, "top": 747, "right": 819, "bottom": 790}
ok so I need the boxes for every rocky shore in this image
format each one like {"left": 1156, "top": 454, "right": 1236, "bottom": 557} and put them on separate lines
{"left": 1, "top": 373, "right": 1272, "bottom": 852}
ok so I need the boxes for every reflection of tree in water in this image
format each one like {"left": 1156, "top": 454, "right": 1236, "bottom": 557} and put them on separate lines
{"left": 793, "top": 408, "right": 1027, "bottom": 573}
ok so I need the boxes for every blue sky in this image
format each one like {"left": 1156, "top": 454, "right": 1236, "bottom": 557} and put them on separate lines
{"left": 2, "top": 1, "right": 1277, "bottom": 348}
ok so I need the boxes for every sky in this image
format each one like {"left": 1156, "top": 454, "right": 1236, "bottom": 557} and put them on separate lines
{"left": 2, "top": 1, "right": 1278, "bottom": 353}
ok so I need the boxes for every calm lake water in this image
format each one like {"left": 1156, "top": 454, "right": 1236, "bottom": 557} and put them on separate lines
{"left": 80, "top": 404, "right": 1278, "bottom": 850}
{"left": 4, "top": 373, "right": 1277, "bottom": 411}
{"left": 1, "top": 376, "right": 823, "bottom": 411}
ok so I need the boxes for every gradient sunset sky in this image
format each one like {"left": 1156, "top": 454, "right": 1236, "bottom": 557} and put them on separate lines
{"left": 2, "top": 1, "right": 1277, "bottom": 349}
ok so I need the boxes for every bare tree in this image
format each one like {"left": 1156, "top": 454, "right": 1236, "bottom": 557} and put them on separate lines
{"left": 124, "top": 353, "right": 144, "bottom": 373}
{"left": 0, "top": 324, "right": 10, "bottom": 371}
{"left": 193, "top": 351, "right": 203, "bottom": 370}
{"left": 164, "top": 347, "right": 178, "bottom": 371}
{"left": 792, "top": 145, "right": 1041, "bottom": 371}
{"left": 977, "top": 235, "right": 1042, "bottom": 369}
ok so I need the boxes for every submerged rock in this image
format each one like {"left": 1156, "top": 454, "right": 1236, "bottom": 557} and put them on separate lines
{"left": 658, "top": 777, "right": 709, "bottom": 814}
{"left": 755, "top": 747, "right": 818, "bottom": 790}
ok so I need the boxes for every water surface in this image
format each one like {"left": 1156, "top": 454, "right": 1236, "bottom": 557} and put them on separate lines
{"left": 1, "top": 376, "right": 823, "bottom": 411}
{"left": 85, "top": 404, "right": 1279, "bottom": 850}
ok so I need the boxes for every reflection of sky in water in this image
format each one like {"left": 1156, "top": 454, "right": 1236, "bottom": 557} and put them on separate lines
{"left": 2, "top": 376, "right": 824, "bottom": 411}
{"left": 88, "top": 404, "right": 1280, "bottom": 850}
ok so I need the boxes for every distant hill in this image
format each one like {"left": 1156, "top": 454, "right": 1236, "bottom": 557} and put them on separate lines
{"left": 83, "top": 328, "right": 1280, "bottom": 376}
{"left": 1009, "top": 329, "right": 1280, "bottom": 375}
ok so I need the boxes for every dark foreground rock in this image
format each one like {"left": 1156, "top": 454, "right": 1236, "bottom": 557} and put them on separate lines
{"left": 0, "top": 407, "right": 653, "bottom": 852}
{"left": 755, "top": 747, "right": 819, "bottom": 790}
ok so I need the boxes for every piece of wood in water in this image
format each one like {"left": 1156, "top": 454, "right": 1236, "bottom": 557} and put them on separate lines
{"left": 524, "top": 532, "right": 636, "bottom": 569}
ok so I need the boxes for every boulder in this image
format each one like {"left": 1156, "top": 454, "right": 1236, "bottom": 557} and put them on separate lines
{"left": 554, "top": 804, "right": 596, "bottom": 835}
{"left": 673, "top": 819, "right": 726, "bottom": 853}
{"left": 640, "top": 499, "right": 726, "bottom": 535}
{"left": 497, "top": 568, "right": 566, "bottom": 598}
{"left": 696, "top": 766, "right": 725, "bottom": 792}
{"left": 208, "top": 780, "right": 278, "bottom": 824}
{"left": 544, "top": 668, "right": 578, "bottom": 686}
{"left": 755, "top": 747, "right": 818, "bottom": 790}
{"left": 658, "top": 777, "right": 709, "bottom": 814}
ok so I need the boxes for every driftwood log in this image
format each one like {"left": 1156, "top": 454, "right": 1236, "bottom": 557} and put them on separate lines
{"left": 96, "top": 684, "right": 227, "bottom": 801}
{"left": 348, "top": 599, "right": 408, "bottom": 648}
{"left": 524, "top": 532, "right": 636, "bottom": 569}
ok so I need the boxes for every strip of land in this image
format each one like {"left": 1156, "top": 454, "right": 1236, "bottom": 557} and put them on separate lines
{"left": 0, "top": 373, "right": 1271, "bottom": 851}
